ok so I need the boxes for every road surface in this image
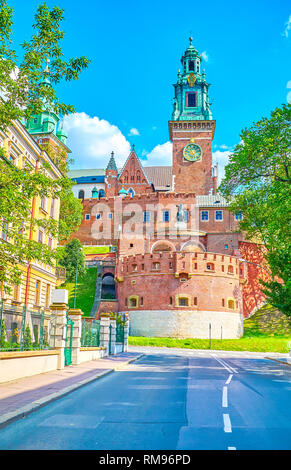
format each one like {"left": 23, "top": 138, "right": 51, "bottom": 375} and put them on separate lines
{"left": 0, "top": 347, "right": 290, "bottom": 450}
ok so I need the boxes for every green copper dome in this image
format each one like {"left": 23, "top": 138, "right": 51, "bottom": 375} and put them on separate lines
{"left": 118, "top": 187, "right": 128, "bottom": 195}
{"left": 172, "top": 37, "right": 212, "bottom": 121}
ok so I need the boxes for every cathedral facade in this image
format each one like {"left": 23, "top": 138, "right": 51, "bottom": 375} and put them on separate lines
{"left": 69, "top": 39, "right": 268, "bottom": 338}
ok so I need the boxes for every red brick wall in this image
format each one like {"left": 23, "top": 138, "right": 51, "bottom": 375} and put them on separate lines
{"left": 116, "top": 252, "right": 242, "bottom": 313}
{"left": 239, "top": 241, "right": 270, "bottom": 317}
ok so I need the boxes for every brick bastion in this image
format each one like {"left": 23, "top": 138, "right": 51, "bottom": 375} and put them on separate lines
{"left": 115, "top": 251, "right": 246, "bottom": 339}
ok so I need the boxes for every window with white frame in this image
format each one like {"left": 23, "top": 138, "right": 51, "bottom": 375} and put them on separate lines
{"left": 215, "top": 210, "right": 223, "bottom": 221}
{"left": 162, "top": 210, "right": 170, "bottom": 222}
{"left": 144, "top": 211, "right": 150, "bottom": 223}
{"left": 235, "top": 211, "right": 243, "bottom": 220}
{"left": 85, "top": 214, "right": 90, "bottom": 220}
{"left": 201, "top": 210, "right": 209, "bottom": 221}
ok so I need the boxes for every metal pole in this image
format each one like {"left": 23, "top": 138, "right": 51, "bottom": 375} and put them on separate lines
{"left": 209, "top": 323, "right": 211, "bottom": 349}
{"left": 73, "top": 248, "right": 80, "bottom": 309}
{"left": 221, "top": 326, "right": 223, "bottom": 341}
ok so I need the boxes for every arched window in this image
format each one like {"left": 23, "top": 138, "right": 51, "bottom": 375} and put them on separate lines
{"left": 228, "top": 265, "right": 234, "bottom": 274}
{"left": 228, "top": 299, "right": 235, "bottom": 309}
{"left": 98, "top": 189, "right": 105, "bottom": 199}
{"left": 128, "top": 296, "right": 138, "bottom": 308}
{"left": 136, "top": 171, "right": 141, "bottom": 182}
{"left": 124, "top": 172, "right": 128, "bottom": 183}
{"left": 189, "top": 60, "right": 195, "bottom": 71}
{"left": 92, "top": 187, "right": 98, "bottom": 198}
{"left": 206, "top": 263, "right": 215, "bottom": 271}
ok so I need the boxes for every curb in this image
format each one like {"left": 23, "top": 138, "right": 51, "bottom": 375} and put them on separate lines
{"left": 265, "top": 357, "right": 291, "bottom": 367}
{"left": 0, "top": 353, "right": 144, "bottom": 429}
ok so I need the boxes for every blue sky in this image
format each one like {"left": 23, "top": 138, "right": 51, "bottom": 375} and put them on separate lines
{"left": 10, "top": 0, "right": 291, "bottom": 176}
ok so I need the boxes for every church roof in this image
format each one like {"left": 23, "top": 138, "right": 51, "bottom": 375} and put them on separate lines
{"left": 196, "top": 194, "right": 228, "bottom": 207}
{"left": 106, "top": 152, "right": 118, "bottom": 171}
{"left": 143, "top": 166, "right": 172, "bottom": 190}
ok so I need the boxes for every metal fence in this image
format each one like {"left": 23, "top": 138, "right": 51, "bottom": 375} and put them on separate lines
{"left": 0, "top": 300, "right": 57, "bottom": 352}
{"left": 81, "top": 319, "right": 101, "bottom": 347}
{"left": 116, "top": 321, "right": 125, "bottom": 343}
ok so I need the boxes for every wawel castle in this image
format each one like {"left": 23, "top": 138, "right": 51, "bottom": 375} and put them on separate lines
{"left": 67, "top": 38, "right": 268, "bottom": 339}
{"left": 0, "top": 38, "right": 268, "bottom": 338}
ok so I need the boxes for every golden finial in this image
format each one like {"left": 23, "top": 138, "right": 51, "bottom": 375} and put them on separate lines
{"left": 189, "top": 36, "right": 193, "bottom": 45}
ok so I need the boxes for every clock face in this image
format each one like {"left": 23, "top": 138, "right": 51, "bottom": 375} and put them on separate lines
{"left": 183, "top": 142, "right": 202, "bottom": 162}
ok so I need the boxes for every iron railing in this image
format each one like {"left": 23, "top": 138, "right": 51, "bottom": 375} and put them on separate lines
{"left": 81, "top": 319, "right": 101, "bottom": 347}
{"left": 0, "top": 300, "right": 57, "bottom": 352}
{"left": 116, "top": 321, "right": 125, "bottom": 343}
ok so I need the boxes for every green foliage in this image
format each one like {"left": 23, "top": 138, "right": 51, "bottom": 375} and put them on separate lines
{"left": 129, "top": 335, "right": 291, "bottom": 353}
{"left": 0, "top": 0, "right": 90, "bottom": 130}
{"left": 0, "top": 1, "right": 88, "bottom": 291}
{"left": 58, "top": 238, "right": 86, "bottom": 282}
{"left": 23, "top": 325, "right": 33, "bottom": 350}
{"left": 219, "top": 104, "right": 291, "bottom": 315}
{"left": 0, "top": 319, "right": 6, "bottom": 347}
{"left": 58, "top": 187, "right": 83, "bottom": 242}
{"left": 59, "top": 267, "right": 97, "bottom": 316}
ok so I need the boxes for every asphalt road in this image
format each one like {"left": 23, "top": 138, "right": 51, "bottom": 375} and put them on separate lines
{"left": 0, "top": 347, "right": 290, "bottom": 450}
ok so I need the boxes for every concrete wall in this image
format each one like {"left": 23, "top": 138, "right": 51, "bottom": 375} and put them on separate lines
{"left": 0, "top": 350, "right": 60, "bottom": 384}
{"left": 126, "top": 309, "right": 244, "bottom": 339}
{"left": 79, "top": 347, "right": 107, "bottom": 363}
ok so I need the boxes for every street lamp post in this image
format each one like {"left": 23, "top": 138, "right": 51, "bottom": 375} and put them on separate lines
{"left": 238, "top": 258, "right": 273, "bottom": 279}
{"left": 74, "top": 247, "right": 81, "bottom": 309}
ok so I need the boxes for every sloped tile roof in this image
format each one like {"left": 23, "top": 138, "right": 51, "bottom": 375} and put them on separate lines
{"left": 143, "top": 166, "right": 172, "bottom": 190}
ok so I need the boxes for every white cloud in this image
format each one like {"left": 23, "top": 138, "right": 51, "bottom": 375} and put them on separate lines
{"left": 282, "top": 14, "right": 291, "bottom": 38}
{"left": 128, "top": 127, "right": 140, "bottom": 136}
{"left": 219, "top": 144, "right": 231, "bottom": 150}
{"left": 201, "top": 51, "right": 209, "bottom": 62}
{"left": 142, "top": 141, "right": 173, "bottom": 166}
{"left": 213, "top": 150, "right": 233, "bottom": 185}
{"left": 63, "top": 112, "right": 131, "bottom": 169}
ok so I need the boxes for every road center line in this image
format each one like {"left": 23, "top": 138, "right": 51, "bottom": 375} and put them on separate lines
{"left": 223, "top": 413, "right": 232, "bottom": 433}
{"left": 222, "top": 386, "right": 228, "bottom": 407}
{"left": 211, "top": 355, "right": 237, "bottom": 374}
{"left": 225, "top": 374, "right": 233, "bottom": 385}
{"left": 228, "top": 447, "right": 236, "bottom": 450}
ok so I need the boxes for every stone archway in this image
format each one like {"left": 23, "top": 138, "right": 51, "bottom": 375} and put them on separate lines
{"left": 101, "top": 273, "right": 116, "bottom": 300}
{"left": 180, "top": 240, "right": 205, "bottom": 253}
{"left": 151, "top": 240, "right": 176, "bottom": 254}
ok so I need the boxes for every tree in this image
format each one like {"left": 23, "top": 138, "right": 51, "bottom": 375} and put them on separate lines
{"left": 59, "top": 238, "right": 86, "bottom": 282}
{"left": 0, "top": 1, "right": 90, "bottom": 129}
{"left": 219, "top": 103, "right": 291, "bottom": 315}
{"left": 0, "top": 1, "right": 90, "bottom": 292}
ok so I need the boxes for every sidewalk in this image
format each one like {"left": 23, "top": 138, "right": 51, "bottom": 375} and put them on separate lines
{"left": 0, "top": 351, "right": 143, "bottom": 428}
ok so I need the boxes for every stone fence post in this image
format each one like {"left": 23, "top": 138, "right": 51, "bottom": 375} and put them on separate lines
{"left": 68, "top": 308, "right": 83, "bottom": 365}
{"left": 49, "top": 303, "right": 68, "bottom": 369}
{"left": 110, "top": 316, "right": 117, "bottom": 355}
{"left": 99, "top": 313, "right": 110, "bottom": 355}
{"left": 123, "top": 320, "right": 129, "bottom": 352}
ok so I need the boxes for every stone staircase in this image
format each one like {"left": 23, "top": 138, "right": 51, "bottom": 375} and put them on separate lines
{"left": 89, "top": 264, "right": 103, "bottom": 317}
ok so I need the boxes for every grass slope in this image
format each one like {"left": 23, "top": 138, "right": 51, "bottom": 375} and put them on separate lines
{"left": 59, "top": 267, "right": 97, "bottom": 316}
{"left": 82, "top": 246, "right": 112, "bottom": 254}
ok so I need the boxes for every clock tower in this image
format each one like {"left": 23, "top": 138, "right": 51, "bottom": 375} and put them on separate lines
{"left": 169, "top": 37, "right": 217, "bottom": 194}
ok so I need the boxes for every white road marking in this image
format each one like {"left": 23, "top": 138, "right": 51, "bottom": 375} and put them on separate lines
{"left": 222, "top": 386, "right": 228, "bottom": 407}
{"left": 211, "top": 354, "right": 238, "bottom": 374}
{"left": 225, "top": 374, "right": 233, "bottom": 385}
{"left": 228, "top": 447, "right": 236, "bottom": 450}
{"left": 223, "top": 414, "right": 232, "bottom": 433}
